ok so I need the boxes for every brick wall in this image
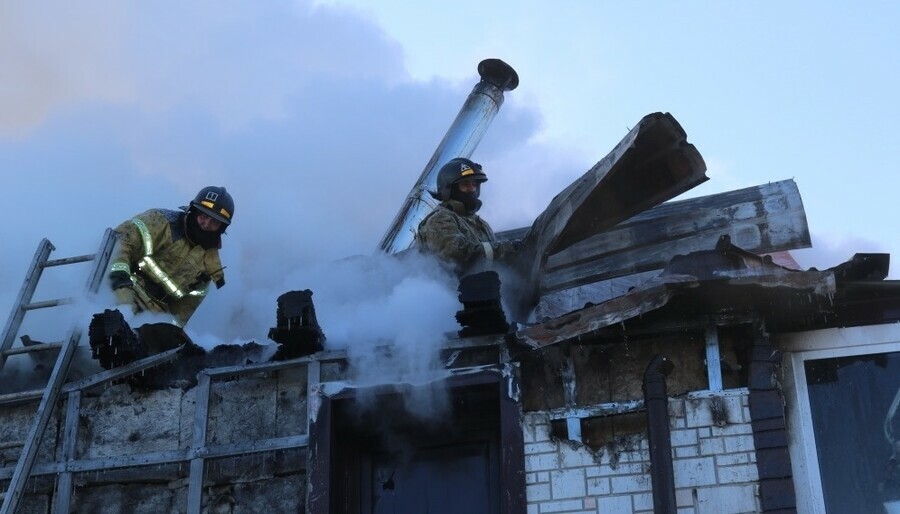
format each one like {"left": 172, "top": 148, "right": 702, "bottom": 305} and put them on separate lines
{"left": 523, "top": 391, "right": 760, "bottom": 514}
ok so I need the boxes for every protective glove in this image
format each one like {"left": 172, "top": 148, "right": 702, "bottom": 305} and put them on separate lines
{"left": 109, "top": 270, "right": 133, "bottom": 290}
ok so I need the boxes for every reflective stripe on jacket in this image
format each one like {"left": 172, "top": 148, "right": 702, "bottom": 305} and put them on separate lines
{"left": 109, "top": 208, "right": 224, "bottom": 325}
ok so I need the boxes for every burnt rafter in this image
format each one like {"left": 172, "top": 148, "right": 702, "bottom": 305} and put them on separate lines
{"left": 509, "top": 112, "right": 708, "bottom": 315}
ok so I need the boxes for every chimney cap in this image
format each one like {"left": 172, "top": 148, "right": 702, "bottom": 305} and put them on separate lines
{"left": 478, "top": 58, "right": 519, "bottom": 91}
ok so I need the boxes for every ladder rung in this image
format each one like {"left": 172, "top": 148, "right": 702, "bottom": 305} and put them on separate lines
{"left": 1, "top": 342, "right": 63, "bottom": 357}
{"left": 41, "top": 253, "right": 96, "bottom": 267}
{"left": 0, "top": 388, "right": 42, "bottom": 405}
{"left": 22, "top": 298, "right": 75, "bottom": 310}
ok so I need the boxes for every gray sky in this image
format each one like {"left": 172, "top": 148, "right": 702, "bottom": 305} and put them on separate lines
{"left": 3, "top": 1, "right": 898, "bottom": 347}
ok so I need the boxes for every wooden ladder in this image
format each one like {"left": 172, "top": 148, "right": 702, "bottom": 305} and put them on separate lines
{"left": 0, "top": 229, "right": 116, "bottom": 514}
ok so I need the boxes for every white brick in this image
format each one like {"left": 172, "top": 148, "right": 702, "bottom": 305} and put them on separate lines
{"left": 587, "top": 477, "right": 610, "bottom": 496}
{"left": 723, "top": 435, "right": 755, "bottom": 453}
{"left": 594, "top": 463, "right": 645, "bottom": 476}
{"left": 720, "top": 396, "right": 745, "bottom": 424}
{"left": 524, "top": 413, "right": 552, "bottom": 443}
{"left": 696, "top": 484, "right": 758, "bottom": 513}
{"left": 716, "top": 464, "right": 758, "bottom": 484}
{"left": 675, "top": 446, "right": 700, "bottom": 458}
{"left": 527, "top": 453, "right": 560, "bottom": 472}
{"left": 537, "top": 471, "right": 550, "bottom": 482}
{"left": 551, "top": 468, "right": 586, "bottom": 499}
{"left": 715, "top": 453, "right": 751, "bottom": 466}
{"left": 670, "top": 429, "right": 699, "bottom": 447}
{"left": 632, "top": 492, "right": 653, "bottom": 511}
{"left": 678, "top": 508, "right": 696, "bottom": 514}
{"left": 527, "top": 483, "right": 551, "bottom": 502}
{"left": 669, "top": 400, "right": 686, "bottom": 418}
{"left": 560, "top": 443, "right": 595, "bottom": 467}
{"left": 610, "top": 473, "right": 651, "bottom": 494}
{"left": 675, "top": 488, "right": 695, "bottom": 507}
{"left": 540, "top": 499, "right": 585, "bottom": 512}
{"left": 528, "top": 504, "right": 540, "bottom": 514}
{"left": 698, "top": 437, "right": 724, "bottom": 455}
{"left": 620, "top": 450, "right": 648, "bottom": 464}
{"left": 696, "top": 427, "right": 711, "bottom": 438}
{"left": 527, "top": 472, "right": 539, "bottom": 484}
{"left": 598, "top": 495, "right": 633, "bottom": 514}
{"left": 685, "top": 399, "right": 713, "bottom": 427}
{"left": 710, "top": 422, "right": 752, "bottom": 437}
{"left": 674, "top": 457, "right": 717, "bottom": 488}
{"left": 527, "top": 441, "right": 559, "bottom": 454}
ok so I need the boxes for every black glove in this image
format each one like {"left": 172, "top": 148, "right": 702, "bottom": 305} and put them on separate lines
{"left": 109, "top": 270, "right": 133, "bottom": 290}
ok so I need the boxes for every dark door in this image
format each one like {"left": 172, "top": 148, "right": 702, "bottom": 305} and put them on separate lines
{"left": 330, "top": 383, "right": 502, "bottom": 514}
{"left": 365, "top": 439, "right": 499, "bottom": 513}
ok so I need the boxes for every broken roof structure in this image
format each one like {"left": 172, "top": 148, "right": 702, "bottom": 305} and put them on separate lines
{"left": 3, "top": 59, "right": 900, "bottom": 514}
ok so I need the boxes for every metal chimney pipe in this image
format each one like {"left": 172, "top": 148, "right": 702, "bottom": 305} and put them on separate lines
{"left": 377, "top": 58, "right": 519, "bottom": 254}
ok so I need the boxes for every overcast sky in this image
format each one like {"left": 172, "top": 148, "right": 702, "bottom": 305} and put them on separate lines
{"left": 2, "top": 1, "right": 898, "bottom": 349}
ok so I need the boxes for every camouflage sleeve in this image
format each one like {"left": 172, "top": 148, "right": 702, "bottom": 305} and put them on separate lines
{"left": 491, "top": 239, "right": 524, "bottom": 261}
{"left": 418, "top": 210, "right": 488, "bottom": 266}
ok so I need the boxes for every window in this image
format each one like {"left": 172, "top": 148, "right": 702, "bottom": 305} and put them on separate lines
{"left": 780, "top": 325, "right": 900, "bottom": 514}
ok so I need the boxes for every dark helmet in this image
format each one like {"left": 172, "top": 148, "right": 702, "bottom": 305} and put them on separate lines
{"left": 430, "top": 158, "right": 488, "bottom": 202}
{"left": 190, "top": 186, "right": 234, "bottom": 225}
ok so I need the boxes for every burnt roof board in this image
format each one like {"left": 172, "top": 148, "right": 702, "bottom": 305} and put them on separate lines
{"left": 515, "top": 237, "right": 840, "bottom": 349}
{"left": 539, "top": 179, "right": 811, "bottom": 294}
{"left": 498, "top": 179, "right": 810, "bottom": 296}
{"left": 510, "top": 112, "right": 708, "bottom": 314}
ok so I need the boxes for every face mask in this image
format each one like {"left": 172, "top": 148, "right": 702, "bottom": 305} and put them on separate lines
{"left": 450, "top": 188, "right": 482, "bottom": 214}
{"left": 186, "top": 210, "right": 222, "bottom": 249}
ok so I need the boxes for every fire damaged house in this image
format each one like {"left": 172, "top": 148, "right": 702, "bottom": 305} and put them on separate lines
{"left": 3, "top": 59, "right": 900, "bottom": 514}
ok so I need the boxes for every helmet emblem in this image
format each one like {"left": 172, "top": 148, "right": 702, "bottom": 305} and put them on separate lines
{"left": 460, "top": 163, "right": 474, "bottom": 176}
{"left": 205, "top": 191, "right": 219, "bottom": 201}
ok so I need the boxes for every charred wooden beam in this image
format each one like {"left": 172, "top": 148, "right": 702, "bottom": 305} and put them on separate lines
{"left": 540, "top": 179, "right": 810, "bottom": 293}
{"left": 498, "top": 179, "right": 811, "bottom": 297}
{"left": 511, "top": 112, "right": 708, "bottom": 315}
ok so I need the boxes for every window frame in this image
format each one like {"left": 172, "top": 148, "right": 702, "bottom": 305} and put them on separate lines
{"left": 779, "top": 323, "right": 900, "bottom": 514}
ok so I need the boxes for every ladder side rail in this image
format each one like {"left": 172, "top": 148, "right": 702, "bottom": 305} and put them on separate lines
{"left": 186, "top": 372, "right": 212, "bottom": 513}
{"left": 0, "top": 239, "right": 54, "bottom": 371}
{"left": 0, "top": 330, "right": 81, "bottom": 514}
{"left": 1, "top": 229, "right": 116, "bottom": 514}
{"left": 51, "top": 390, "right": 80, "bottom": 514}
{"left": 84, "top": 229, "right": 116, "bottom": 293}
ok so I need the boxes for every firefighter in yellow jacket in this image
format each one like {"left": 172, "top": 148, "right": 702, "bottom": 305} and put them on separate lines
{"left": 108, "top": 186, "right": 233, "bottom": 326}
{"left": 417, "top": 158, "right": 522, "bottom": 275}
